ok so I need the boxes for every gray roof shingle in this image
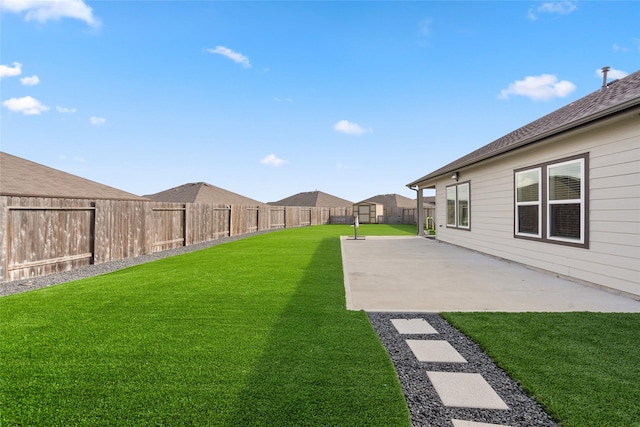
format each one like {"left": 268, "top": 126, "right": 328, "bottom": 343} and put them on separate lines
{"left": 144, "top": 182, "right": 264, "bottom": 205}
{"left": 0, "top": 152, "right": 147, "bottom": 200}
{"left": 357, "top": 194, "right": 417, "bottom": 208}
{"left": 408, "top": 69, "right": 640, "bottom": 187}
{"left": 268, "top": 191, "right": 353, "bottom": 207}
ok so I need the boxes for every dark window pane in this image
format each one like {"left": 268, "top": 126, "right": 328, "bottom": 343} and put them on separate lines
{"left": 518, "top": 205, "right": 539, "bottom": 234}
{"left": 457, "top": 183, "right": 469, "bottom": 227}
{"left": 550, "top": 203, "right": 581, "bottom": 239}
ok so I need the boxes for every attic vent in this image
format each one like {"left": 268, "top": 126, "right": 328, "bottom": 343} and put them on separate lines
{"left": 601, "top": 66, "right": 610, "bottom": 88}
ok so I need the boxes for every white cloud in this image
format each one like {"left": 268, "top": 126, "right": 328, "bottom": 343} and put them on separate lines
{"left": 419, "top": 18, "right": 433, "bottom": 36}
{"left": 612, "top": 43, "right": 630, "bottom": 53}
{"left": 527, "top": 1, "right": 577, "bottom": 20}
{"left": 539, "top": 1, "right": 577, "bottom": 14}
{"left": 20, "top": 75, "right": 40, "bottom": 86}
{"left": 260, "top": 154, "right": 286, "bottom": 167}
{"left": 0, "top": 0, "right": 100, "bottom": 27}
{"left": 333, "top": 119, "right": 370, "bottom": 135}
{"left": 595, "top": 68, "right": 628, "bottom": 80}
{"left": 2, "top": 95, "right": 49, "bottom": 115}
{"left": 498, "top": 74, "right": 576, "bottom": 101}
{"left": 56, "top": 105, "right": 77, "bottom": 113}
{"left": 206, "top": 46, "right": 251, "bottom": 68}
{"left": 90, "top": 116, "right": 106, "bottom": 126}
{"left": 0, "top": 62, "right": 22, "bottom": 78}
{"left": 274, "top": 97, "right": 293, "bottom": 102}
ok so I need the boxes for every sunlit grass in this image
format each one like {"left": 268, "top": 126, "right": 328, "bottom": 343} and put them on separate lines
{"left": 0, "top": 225, "right": 415, "bottom": 426}
{"left": 442, "top": 312, "right": 640, "bottom": 427}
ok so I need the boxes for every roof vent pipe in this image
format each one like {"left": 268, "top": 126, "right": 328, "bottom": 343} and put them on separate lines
{"left": 601, "top": 66, "right": 610, "bottom": 88}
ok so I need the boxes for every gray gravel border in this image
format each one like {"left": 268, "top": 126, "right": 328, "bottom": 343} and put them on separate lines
{"left": 0, "top": 231, "right": 271, "bottom": 297}
{"left": 368, "top": 312, "right": 560, "bottom": 427}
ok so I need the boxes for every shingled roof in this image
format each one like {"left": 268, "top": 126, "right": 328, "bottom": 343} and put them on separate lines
{"left": 357, "top": 194, "right": 417, "bottom": 208}
{"left": 408, "top": 69, "right": 640, "bottom": 187}
{"left": 144, "top": 182, "right": 263, "bottom": 205}
{"left": 268, "top": 191, "right": 353, "bottom": 207}
{"left": 0, "top": 152, "right": 147, "bottom": 201}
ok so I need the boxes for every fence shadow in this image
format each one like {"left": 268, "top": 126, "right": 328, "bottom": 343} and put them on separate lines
{"left": 222, "top": 237, "right": 409, "bottom": 426}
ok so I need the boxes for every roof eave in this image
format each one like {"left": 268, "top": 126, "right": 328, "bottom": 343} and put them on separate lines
{"left": 406, "top": 97, "right": 640, "bottom": 189}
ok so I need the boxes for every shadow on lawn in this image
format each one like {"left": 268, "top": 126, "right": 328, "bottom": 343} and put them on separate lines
{"left": 222, "top": 237, "right": 410, "bottom": 427}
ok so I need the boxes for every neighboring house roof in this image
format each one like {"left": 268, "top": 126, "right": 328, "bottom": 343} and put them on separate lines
{"left": 356, "top": 193, "right": 417, "bottom": 208}
{"left": 408, "top": 69, "right": 640, "bottom": 187}
{"left": 268, "top": 191, "right": 353, "bottom": 207}
{"left": 0, "top": 151, "right": 147, "bottom": 201}
{"left": 144, "top": 182, "right": 263, "bottom": 205}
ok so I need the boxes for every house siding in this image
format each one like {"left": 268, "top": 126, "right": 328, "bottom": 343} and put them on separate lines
{"left": 432, "top": 112, "right": 639, "bottom": 296}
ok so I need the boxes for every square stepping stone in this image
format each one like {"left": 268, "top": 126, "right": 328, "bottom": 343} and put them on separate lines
{"left": 452, "top": 420, "right": 512, "bottom": 427}
{"left": 391, "top": 318, "right": 438, "bottom": 335}
{"left": 406, "top": 340, "right": 467, "bottom": 363}
{"left": 427, "top": 372, "right": 509, "bottom": 410}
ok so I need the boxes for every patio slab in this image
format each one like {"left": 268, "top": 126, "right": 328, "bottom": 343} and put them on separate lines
{"left": 391, "top": 318, "right": 438, "bottom": 334}
{"left": 427, "top": 371, "right": 509, "bottom": 410}
{"left": 406, "top": 339, "right": 467, "bottom": 363}
{"left": 341, "top": 236, "right": 640, "bottom": 312}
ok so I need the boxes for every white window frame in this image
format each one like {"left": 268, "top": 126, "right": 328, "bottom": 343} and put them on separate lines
{"left": 515, "top": 168, "right": 542, "bottom": 238}
{"left": 446, "top": 182, "right": 470, "bottom": 230}
{"left": 514, "top": 154, "right": 588, "bottom": 248}
{"left": 546, "top": 158, "right": 585, "bottom": 244}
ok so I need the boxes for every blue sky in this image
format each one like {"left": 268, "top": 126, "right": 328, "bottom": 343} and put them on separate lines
{"left": 1, "top": 1, "right": 638, "bottom": 203}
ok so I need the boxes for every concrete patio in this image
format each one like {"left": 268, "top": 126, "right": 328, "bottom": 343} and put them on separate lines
{"left": 341, "top": 236, "right": 640, "bottom": 312}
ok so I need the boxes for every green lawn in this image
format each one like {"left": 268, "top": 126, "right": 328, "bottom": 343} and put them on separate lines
{"left": 5, "top": 224, "right": 637, "bottom": 427}
{"left": 0, "top": 225, "right": 415, "bottom": 426}
{"left": 442, "top": 312, "right": 640, "bottom": 427}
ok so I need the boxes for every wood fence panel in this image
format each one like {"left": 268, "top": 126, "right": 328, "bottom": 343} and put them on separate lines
{"left": 4, "top": 197, "right": 94, "bottom": 281}
{"left": 150, "top": 202, "right": 185, "bottom": 252}
{"left": 229, "top": 205, "right": 243, "bottom": 236}
{"left": 301, "top": 207, "right": 312, "bottom": 226}
{"left": 285, "top": 206, "right": 300, "bottom": 228}
{"left": 0, "top": 196, "right": 7, "bottom": 281}
{"left": 269, "top": 206, "right": 286, "bottom": 229}
{"left": 187, "top": 203, "right": 230, "bottom": 244}
{"left": 258, "top": 205, "right": 271, "bottom": 231}
{"left": 319, "top": 208, "right": 331, "bottom": 224}
{"left": 244, "top": 206, "right": 259, "bottom": 233}
{"left": 96, "top": 199, "right": 149, "bottom": 261}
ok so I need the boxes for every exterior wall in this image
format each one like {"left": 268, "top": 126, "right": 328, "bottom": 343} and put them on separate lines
{"left": 431, "top": 112, "right": 639, "bottom": 296}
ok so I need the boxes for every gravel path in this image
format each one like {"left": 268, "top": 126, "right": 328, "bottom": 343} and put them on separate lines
{"left": 2, "top": 235, "right": 558, "bottom": 426}
{"left": 369, "top": 312, "right": 559, "bottom": 427}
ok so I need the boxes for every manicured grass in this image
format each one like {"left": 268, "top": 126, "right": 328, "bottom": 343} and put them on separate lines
{"left": 0, "top": 225, "right": 415, "bottom": 426}
{"left": 442, "top": 312, "right": 640, "bottom": 427}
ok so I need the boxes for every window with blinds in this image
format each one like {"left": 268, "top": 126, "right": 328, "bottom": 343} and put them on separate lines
{"left": 514, "top": 154, "right": 587, "bottom": 248}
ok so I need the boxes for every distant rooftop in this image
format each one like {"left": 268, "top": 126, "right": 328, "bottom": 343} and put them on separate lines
{"left": 268, "top": 190, "right": 353, "bottom": 207}
{"left": 144, "top": 182, "right": 263, "bottom": 205}
{"left": 0, "top": 152, "right": 146, "bottom": 201}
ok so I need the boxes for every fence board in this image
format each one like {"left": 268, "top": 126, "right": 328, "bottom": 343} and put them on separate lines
{"left": 0, "top": 198, "right": 355, "bottom": 282}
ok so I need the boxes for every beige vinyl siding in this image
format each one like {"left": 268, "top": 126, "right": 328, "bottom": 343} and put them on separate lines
{"left": 431, "top": 112, "right": 639, "bottom": 296}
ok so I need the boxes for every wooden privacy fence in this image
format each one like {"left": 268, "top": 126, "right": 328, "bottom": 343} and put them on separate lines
{"left": 0, "top": 196, "right": 352, "bottom": 282}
